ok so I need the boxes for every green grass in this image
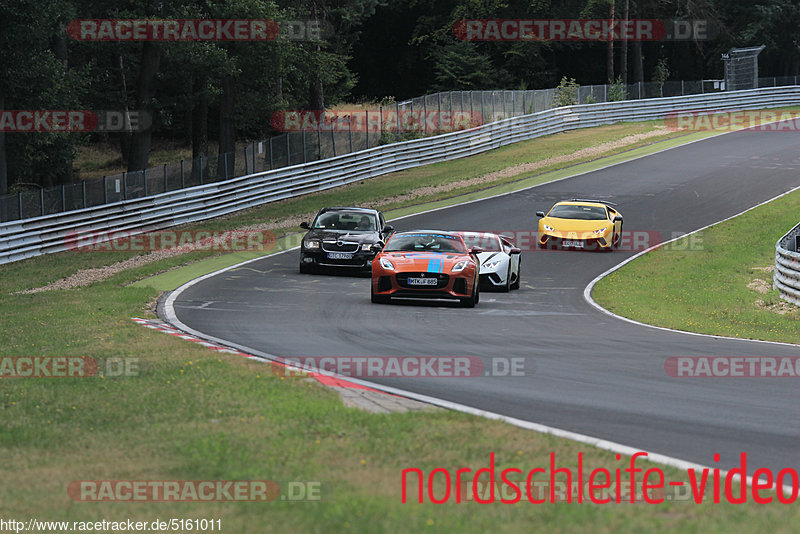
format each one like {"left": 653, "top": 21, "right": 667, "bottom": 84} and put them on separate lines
{"left": 593, "top": 188, "right": 800, "bottom": 344}
{"left": 3, "top": 114, "right": 800, "bottom": 532}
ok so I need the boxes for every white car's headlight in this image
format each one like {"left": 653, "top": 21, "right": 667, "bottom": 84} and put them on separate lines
{"left": 543, "top": 224, "right": 555, "bottom": 232}
{"left": 593, "top": 227, "right": 608, "bottom": 235}
{"left": 305, "top": 239, "right": 320, "bottom": 249}
{"left": 452, "top": 260, "right": 470, "bottom": 273}
{"left": 483, "top": 260, "right": 502, "bottom": 270}
{"left": 379, "top": 258, "right": 395, "bottom": 270}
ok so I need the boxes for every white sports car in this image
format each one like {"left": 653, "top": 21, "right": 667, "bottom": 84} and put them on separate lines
{"left": 458, "top": 232, "right": 521, "bottom": 292}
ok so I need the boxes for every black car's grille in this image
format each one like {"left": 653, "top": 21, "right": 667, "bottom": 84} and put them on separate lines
{"left": 319, "top": 257, "right": 366, "bottom": 267}
{"left": 396, "top": 272, "right": 449, "bottom": 289}
{"left": 322, "top": 240, "right": 360, "bottom": 253}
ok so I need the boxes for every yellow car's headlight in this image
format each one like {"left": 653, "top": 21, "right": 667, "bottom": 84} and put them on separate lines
{"left": 543, "top": 224, "right": 555, "bottom": 232}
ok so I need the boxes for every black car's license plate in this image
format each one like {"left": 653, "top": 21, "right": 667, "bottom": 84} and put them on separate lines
{"left": 327, "top": 252, "right": 353, "bottom": 259}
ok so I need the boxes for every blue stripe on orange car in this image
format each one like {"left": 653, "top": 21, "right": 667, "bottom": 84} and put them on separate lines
{"left": 426, "top": 258, "right": 443, "bottom": 273}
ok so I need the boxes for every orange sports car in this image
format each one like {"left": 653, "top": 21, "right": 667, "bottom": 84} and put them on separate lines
{"left": 371, "top": 230, "right": 482, "bottom": 307}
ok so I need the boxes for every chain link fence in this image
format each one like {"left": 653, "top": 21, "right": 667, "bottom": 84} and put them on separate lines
{"left": 3, "top": 75, "right": 799, "bottom": 223}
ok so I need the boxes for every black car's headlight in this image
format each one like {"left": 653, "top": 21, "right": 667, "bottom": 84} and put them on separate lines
{"left": 304, "top": 239, "right": 320, "bottom": 249}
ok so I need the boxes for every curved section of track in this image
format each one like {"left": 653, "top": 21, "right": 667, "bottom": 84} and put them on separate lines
{"left": 167, "top": 129, "right": 800, "bottom": 477}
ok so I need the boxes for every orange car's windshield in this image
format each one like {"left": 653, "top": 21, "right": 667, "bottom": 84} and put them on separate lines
{"left": 384, "top": 233, "right": 467, "bottom": 253}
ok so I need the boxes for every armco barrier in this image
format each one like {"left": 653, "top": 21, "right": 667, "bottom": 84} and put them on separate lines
{"left": 2, "top": 86, "right": 800, "bottom": 265}
{"left": 774, "top": 222, "right": 800, "bottom": 307}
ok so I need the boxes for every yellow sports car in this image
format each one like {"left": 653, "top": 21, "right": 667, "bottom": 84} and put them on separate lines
{"left": 536, "top": 199, "right": 623, "bottom": 251}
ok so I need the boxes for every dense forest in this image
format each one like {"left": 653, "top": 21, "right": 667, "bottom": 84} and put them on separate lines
{"left": 1, "top": 0, "right": 798, "bottom": 194}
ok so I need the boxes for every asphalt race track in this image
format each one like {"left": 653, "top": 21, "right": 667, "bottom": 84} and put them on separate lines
{"left": 167, "top": 128, "right": 800, "bottom": 478}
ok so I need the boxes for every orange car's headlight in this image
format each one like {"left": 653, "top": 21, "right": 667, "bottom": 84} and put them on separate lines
{"left": 451, "top": 260, "right": 470, "bottom": 273}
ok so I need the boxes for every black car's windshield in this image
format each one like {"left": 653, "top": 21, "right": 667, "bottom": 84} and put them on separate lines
{"left": 312, "top": 211, "right": 377, "bottom": 231}
{"left": 459, "top": 232, "right": 502, "bottom": 252}
{"left": 548, "top": 205, "right": 607, "bottom": 221}
{"left": 384, "top": 233, "right": 467, "bottom": 253}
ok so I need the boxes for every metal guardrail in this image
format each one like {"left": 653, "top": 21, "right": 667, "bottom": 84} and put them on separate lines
{"left": 774, "top": 222, "right": 800, "bottom": 307}
{"left": 3, "top": 86, "right": 800, "bottom": 265}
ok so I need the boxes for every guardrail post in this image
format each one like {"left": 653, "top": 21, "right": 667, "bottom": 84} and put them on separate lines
{"left": 18, "top": 192, "right": 22, "bottom": 220}
{"left": 199, "top": 157, "right": 204, "bottom": 185}
{"left": 103, "top": 176, "right": 108, "bottom": 203}
{"left": 286, "top": 134, "right": 291, "bottom": 166}
{"left": 122, "top": 172, "right": 127, "bottom": 200}
{"left": 423, "top": 97, "right": 428, "bottom": 135}
{"left": 61, "top": 185, "right": 66, "bottom": 212}
{"left": 317, "top": 127, "right": 322, "bottom": 160}
{"left": 223, "top": 153, "right": 228, "bottom": 180}
{"left": 251, "top": 145, "right": 255, "bottom": 171}
{"left": 269, "top": 138, "right": 273, "bottom": 169}
{"left": 82, "top": 180, "right": 86, "bottom": 208}
{"left": 163, "top": 164, "right": 168, "bottom": 192}
{"left": 143, "top": 167, "right": 148, "bottom": 196}
{"left": 469, "top": 91, "right": 474, "bottom": 121}
{"left": 348, "top": 115, "right": 353, "bottom": 153}
{"left": 331, "top": 129, "right": 336, "bottom": 157}
{"left": 180, "top": 160, "right": 185, "bottom": 188}
{"left": 40, "top": 188, "right": 44, "bottom": 215}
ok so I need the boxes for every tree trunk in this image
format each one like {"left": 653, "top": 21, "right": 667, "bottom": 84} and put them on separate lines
{"left": 607, "top": 0, "right": 615, "bottom": 83}
{"left": 127, "top": 42, "right": 160, "bottom": 172}
{"left": 53, "top": 30, "right": 74, "bottom": 185}
{"left": 0, "top": 95, "right": 6, "bottom": 198}
{"left": 621, "top": 0, "right": 629, "bottom": 86}
{"left": 634, "top": 0, "right": 644, "bottom": 85}
{"left": 118, "top": 54, "right": 132, "bottom": 164}
{"left": 191, "top": 75, "right": 209, "bottom": 184}
{"left": 218, "top": 75, "right": 236, "bottom": 180}
{"left": 310, "top": 76, "right": 324, "bottom": 110}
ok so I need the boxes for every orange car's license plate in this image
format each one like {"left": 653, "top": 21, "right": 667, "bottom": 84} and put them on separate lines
{"left": 408, "top": 278, "right": 438, "bottom": 286}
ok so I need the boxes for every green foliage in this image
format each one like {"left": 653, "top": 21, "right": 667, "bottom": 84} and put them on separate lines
{"left": 554, "top": 77, "right": 579, "bottom": 107}
{"left": 653, "top": 58, "right": 670, "bottom": 97}
{"left": 608, "top": 76, "right": 627, "bottom": 102}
